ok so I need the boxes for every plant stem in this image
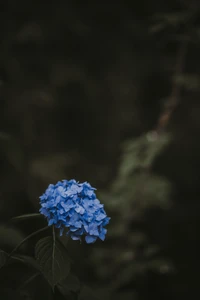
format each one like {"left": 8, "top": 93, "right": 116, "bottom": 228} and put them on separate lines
{"left": 52, "top": 225, "right": 56, "bottom": 292}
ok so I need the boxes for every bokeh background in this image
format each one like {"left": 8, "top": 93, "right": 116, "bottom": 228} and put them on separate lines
{"left": 1, "top": 0, "right": 200, "bottom": 299}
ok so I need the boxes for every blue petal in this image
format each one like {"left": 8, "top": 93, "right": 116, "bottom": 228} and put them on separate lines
{"left": 96, "top": 212, "right": 106, "bottom": 221}
{"left": 75, "top": 205, "right": 85, "bottom": 214}
{"left": 88, "top": 223, "right": 99, "bottom": 236}
{"left": 48, "top": 219, "right": 56, "bottom": 226}
{"left": 59, "top": 227, "right": 64, "bottom": 236}
{"left": 85, "top": 235, "right": 97, "bottom": 244}
{"left": 71, "top": 234, "right": 81, "bottom": 241}
{"left": 99, "top": 228, "right": 107, "bottom": 241}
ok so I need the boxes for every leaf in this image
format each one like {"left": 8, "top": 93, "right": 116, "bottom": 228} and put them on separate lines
{"left": 10, "top": 213, "right": 42, "bottom": 222}
{"left": 58, "top": 274, "right": 80, "bottom": 296}
{"left": 35, "top": 236, "right": 71, "bottom": 289}
{"left": 0, "top": 249, "right": 38, "bottom": 270}
{"left": 78, "top": 286, "right": 99, "bottom": 300}
{"left": 0, "top": 225, "right": 26, "bottom": 252}
{"left": 8, "top": 226, "right": 49, "bottom": 259}
{"left": 0, "top": 249, "right": 8, "bottom": 268}
{"left": 14, "top": 254, "right": 41, "bottom": 271}
{"left": 0, "top": 226, "right": 49, "bottom": 271}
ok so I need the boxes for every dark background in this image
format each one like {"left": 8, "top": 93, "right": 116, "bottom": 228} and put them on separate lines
{"left": 0, "top": 0, "right": 200, "bottom": 299}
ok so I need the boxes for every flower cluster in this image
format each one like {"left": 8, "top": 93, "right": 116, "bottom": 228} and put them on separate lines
{"left": 39, "top": 180, "right": 110, "bottom": 243}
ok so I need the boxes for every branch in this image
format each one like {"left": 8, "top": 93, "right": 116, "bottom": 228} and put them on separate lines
{"left": 154, "top": 8, "right": 199, "bottom": 134}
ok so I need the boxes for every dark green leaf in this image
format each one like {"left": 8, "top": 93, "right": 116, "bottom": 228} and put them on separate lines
{"left": 0, "top": 226, "right": 49, "bottom": 270}
{"left": 78, "top": 286, "right": 99, "bottom": 300}
{"left": 0, "top": 225, "right": 25, "bottom": 252}
{"left": 35, "top": 236, "right": 71, "bottom": 289}
{"left": 14, "top": 254, "right": 41, "bottom": 271}
{"left": 58, "top": 274, "right": 80, "bottom": 296}
{"left": 0, "top": 249, "right": 8, "bottom": 268}
{"left": 0, "top": 249, "right": 36, "bottom": 269}
{"left": 8, "top": 226, "right": 49, "bottom": 259}
{"left": 10, "top": 213, "right": 42, "bottom": 222}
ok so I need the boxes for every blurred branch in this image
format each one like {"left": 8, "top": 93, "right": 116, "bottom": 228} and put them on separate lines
{"left": 154, "top": 7, "right": 199, "bottom": 134}
{"left": 155, "top": 38, "right": 188, "bottom": 133}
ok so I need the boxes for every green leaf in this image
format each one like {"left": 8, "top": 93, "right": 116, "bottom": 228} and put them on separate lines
{"left": 0, "top": 250, "right": 8, "bottom": 268}
{"left": 13, "top": 254, "right": 41, "bottom": 271}
{"left": 0, "top": 225, "right": 25, "bottom": 251}
{"left": 8, "top": 226, "right": 49, "bottom": 258}
{"left": 58, "top": 274, "right": 80, "bottom": 296}
{"left": 78, "top": 286, "right": 99, "bottom": 300}
{"left": 35, "top": 236, "right": 71, "bottom": 289}
{"left": 0, "top": 249, "right": 37, "bottom": 269}
{"left": 0, "top": 226, "right": 49, "bottom": 271}
{"left": 10, "top": 213, "right": 42, "bottom": 222}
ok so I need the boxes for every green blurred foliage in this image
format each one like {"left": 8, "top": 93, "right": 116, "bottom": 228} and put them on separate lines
{"left": 89, "top": 133, "right": 173, "bottom": 298}
{"left": 0, "top": 0, "right": 200, "bottom": 299}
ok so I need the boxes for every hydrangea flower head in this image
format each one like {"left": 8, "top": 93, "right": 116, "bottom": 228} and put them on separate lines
{"left": 39, "top": 179, "right": 110, "bottom": 243}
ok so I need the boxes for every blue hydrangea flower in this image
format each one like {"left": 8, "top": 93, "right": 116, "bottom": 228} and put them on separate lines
{"left": 39, "top": 179, "right": 110, "bottom": 243}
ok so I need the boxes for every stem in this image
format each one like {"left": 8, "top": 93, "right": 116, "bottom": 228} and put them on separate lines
{"left": 52, "top": 225, "right": 56, "bottom": 292}
{"left": 155, "top": 8, "right": 199, "bottom": 134}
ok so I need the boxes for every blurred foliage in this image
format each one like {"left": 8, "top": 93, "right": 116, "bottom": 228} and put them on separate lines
{"left": 89, "top": 133, "right": 173, "bottom": 298}
{"left": 0, "top": 0, "right": 200, "bottom": 299}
